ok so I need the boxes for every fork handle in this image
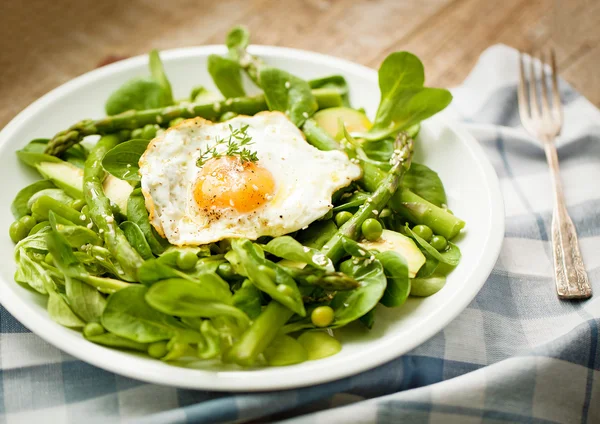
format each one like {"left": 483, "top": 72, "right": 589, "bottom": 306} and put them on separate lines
{"left": 543, "top": 137, "right": 592, "bottom": 299}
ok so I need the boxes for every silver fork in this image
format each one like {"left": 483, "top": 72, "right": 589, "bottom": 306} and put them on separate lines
{"left": 517, "top": 50, "right": 592, "bottom": 299}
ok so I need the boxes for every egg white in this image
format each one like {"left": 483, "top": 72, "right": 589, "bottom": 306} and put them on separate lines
{"left": 139, "top": 111, "right": 361, "bottom": 245}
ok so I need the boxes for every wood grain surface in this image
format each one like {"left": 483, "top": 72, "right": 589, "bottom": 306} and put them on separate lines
{"left": 0, "top": 0, "right": 598, "bottom": 128}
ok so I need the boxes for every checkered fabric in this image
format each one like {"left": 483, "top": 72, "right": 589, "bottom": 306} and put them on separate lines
{"left": 0, "top": 45, "right": 598, "bottom": 424}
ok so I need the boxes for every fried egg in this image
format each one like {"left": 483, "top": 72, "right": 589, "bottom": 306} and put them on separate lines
{"left": 139, "top": 111, "right": 361, "bottom": 245}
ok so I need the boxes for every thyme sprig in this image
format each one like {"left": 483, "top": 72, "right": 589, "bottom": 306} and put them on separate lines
{"left": 196, "top": 124, "right": 258, "bottom": 167}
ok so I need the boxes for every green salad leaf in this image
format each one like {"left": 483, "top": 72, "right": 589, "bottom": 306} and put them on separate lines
{"left": 208, "top": 54, "right": 246, "bottom": 98}
{"left": 259, "top": 67, "right": 318, "bottom": 127}
{"left": 102, "top": 139, "right": 149, "bottom": 181}
{"left": 362, "top": 52, "right": 452, "bottom": 141}
{"left": 105, "top": 50, "right": 174, "bottom": 115}
{"left": 11, "top": 180, "right": 55, "bottom": 219}
{"left": 263, "top": 236, "right": 334, "bottom": 272}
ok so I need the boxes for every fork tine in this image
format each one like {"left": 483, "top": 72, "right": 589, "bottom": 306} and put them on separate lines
{"left": 528, "top": 53, "right": 540, "bottom": 119}
{"left": 517, "top": 52, "right": 530, "bottom": 124}
{"left": 550, "top": 48, "right": 563, "bottom": 126}
{"left": 539, "top": 51, "right": 551, "bottom": 119}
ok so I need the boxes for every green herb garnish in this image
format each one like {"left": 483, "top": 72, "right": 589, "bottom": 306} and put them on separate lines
{"left": 196, "top": 124, "right": 259, "bottom": 167}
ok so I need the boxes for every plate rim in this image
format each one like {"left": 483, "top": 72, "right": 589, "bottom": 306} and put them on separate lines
{"left": 0, "top": 45, "right": 505, "bottom": 391}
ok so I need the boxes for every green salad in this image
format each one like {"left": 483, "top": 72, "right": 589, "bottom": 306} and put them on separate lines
{"left": 9, "top": 26, "right": 464, "bottom": 367}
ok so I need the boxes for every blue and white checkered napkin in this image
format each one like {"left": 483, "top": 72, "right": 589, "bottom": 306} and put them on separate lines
{"left": 1, "top": 44, "right": 598, "bottom": 424}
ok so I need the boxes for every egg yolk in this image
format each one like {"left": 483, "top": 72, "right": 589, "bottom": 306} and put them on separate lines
{"left": 194, "top": 156, "right": 275, "bottom": 213}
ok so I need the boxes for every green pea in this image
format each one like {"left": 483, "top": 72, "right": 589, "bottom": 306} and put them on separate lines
{"left": 430, "top": 235, "right": 448, "bottom": 251}
{"left": 29, "top": 221, "right": 50, "bottom": 235}
{"left": 20, "top": 215, "right": 37, "bottom": 231}
{"left": 335, "top": 211, "right": 353, "bottom": 227}
{"left": 276, "top": 284, "right": 295, "bottom": 298}
{"left": 311, "top": 306, "right": 335, "bottom": 327}
{"left": 141, "top": 124, "right": 158, "bottom": 139}
{"left": 83, "top": 322, "right": 105, "bottom": 338}
{"left": 412, "top": 224, "right": 433, "bottom": 242}
{"left": 44, "top": 253, "right": 54, "bottom": 265}
{"left": 69, "top": 198, "right": 86, "bottom": 211}
{"left": 217, "top": 262, "right": 236, "bottom": 279}
{"left": 361, "top": 218, "right": 382, "bottom": 241}
{"left": 147, "top": 341, "right": 168, "bottom": 358}
{"left": 9, "top": 222, "right": 27, "bottom": 243}
{"left": 379, "top": 208, "right": 392, "bottom": 219}
{"left": 176, "top": 251, "right": 198, "bottom": 270}
{"left": 169, "top": 117, "right": 184, "bottom": 127}
{"left": 131, "top": 128, "right": 144, "bottom": 139}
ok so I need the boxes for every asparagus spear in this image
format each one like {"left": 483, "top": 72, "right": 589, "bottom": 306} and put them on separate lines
{"left": 226, "top": 300, "right": 294, "bottom": 366}
{"left": 302, "top": 119, "right": 464, "bottom": 239}
{"left": 361, "top": 163, "right": 465, "bottom": 240}
{"left": 281, "top": 267, "right": 360, "bottom": 291}
{"left": 45, "top": 90, "right": 342, "bottom": 156}
{"left": 322, "top": 132, "right": 414, "bottom": 263}
{"left": 83, "top": 135, "right": 144, "bottom": 278}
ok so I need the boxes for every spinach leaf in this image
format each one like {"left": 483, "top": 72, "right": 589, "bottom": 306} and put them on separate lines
{"left": 148, "top": 49, "right": 174, "bottom": 105}
{"left": 225, "top": 25, "right": 262, "bottom": 86}
{"left": 48, "top": 290, "right": 86, "bottom": 329}
{"left": 364, "top": 52, "right": 452, "bottom": 141}
{"left": 226, "top": 25, "right": 250, "bottom": 60}
{"left": 137, "top": 258, "right": 188, "bottom": 285}
{"left": 16, "top": 149, "right": 62, "bottom": 168}
{"left": 359, "top": 309, "right": 376, "bottom": 329}
{"left": 309, "top": 75, "right": 350, "bottom": 107}
{"left": 410, "top": 274, "right": 446, "bottom": 297}
{"left": 105, "top": 50, "right": 174, "bottom": 116}
{"left": 105, "top": 78, "right": 169, "bottom": 116}
{"left": 145, "top": 278, "right": 249, "bottom": 326}
{"left": 127, "top": 188, "right": 169, "bottom": 255}
{"left": 332, "top": 192, "right": 370, "bottom": 212}
{"left": 231, "top": 239, "right": 305, "bottom": 316}
{"left": 65, "top": 277, "right": 106, "bottom": 323}
{"left": 63, "top": 144, "right": 88, "bottom": 169}
{"left": 340, "top": 236, "right": 370, "bottom": 258}
{"left": 11, "top": 180, "right": 55, "bottom": 219}
{"left": 405, "top": 226, "right": 461, "bottom": 266}
{"left": 376, "top": 251, "right": 410, "bottom": 307}
{"left": 263, "top": 236, "right": 334, "bottom": 272}
{"left": 259, "top": 67, "right": 318, "bottom": 127}
{"left": 232, "top": 279, "right": 263, "bottom": 319}
{"left": 295, "top": 220, "right": 338, "bottom": 249}
{"left": 27, "top": 189, "right": 72, "bottom": 212}
{"left": 207, "top": 54, "right": 246, "bottom": 98}
{"left": 102, "top": 139, "right": 149, "bottom": 181}
{"left": 330, "top": 258, "right": 387, "bottom": 327}
{"left": 403, "top": 163, "right": 447, "bottom": 207}
{"left": 85, "top": 332, "right": 148, "bottom": 352}
{"left": 120, "top": 221, "right": 153, "bottom": 260}
{"left": 101, "top": 285, "right": 181, "bottom": 343}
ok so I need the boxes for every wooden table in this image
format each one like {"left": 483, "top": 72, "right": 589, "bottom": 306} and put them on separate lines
{"left": 1, "top": 0, "right": 598, "bottom": 128}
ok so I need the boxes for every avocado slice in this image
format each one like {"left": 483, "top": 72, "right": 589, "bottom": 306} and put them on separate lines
{"left": 37, "top": 161, "right": 84, "bottom": 199}
{"left": 313, "top": 107, "right": 372, "bottom": 140}
{"left": 36, "top": 160, "right": 133, "bottom": 214}
{"left": 359, "top": 229, "right": 425, "bottom": 277}
{"left": 103, "top": 175, "right": 133, "bottom": 214}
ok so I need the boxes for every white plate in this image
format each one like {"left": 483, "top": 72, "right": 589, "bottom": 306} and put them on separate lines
{"left": 0, "top": 46, "right": 504, "bottom": 391}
